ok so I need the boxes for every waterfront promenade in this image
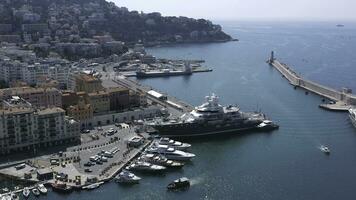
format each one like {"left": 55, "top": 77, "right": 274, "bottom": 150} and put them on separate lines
{"left": 268, "top": 54, "right": 356, "bottom": 111}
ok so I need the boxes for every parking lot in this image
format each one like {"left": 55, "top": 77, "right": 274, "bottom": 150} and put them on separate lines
{"left": 52, "top": 124, "right": 147, "bottom": 179}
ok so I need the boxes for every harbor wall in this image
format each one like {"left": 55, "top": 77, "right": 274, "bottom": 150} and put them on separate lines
{"left": 272, "top": 60, "right": 299, "bottom": 85}
{"left": 270, "top": 59, "right": 356, "bottom": 105}
{"left": 298, "top": 79, "right": 341, "bottom": 101}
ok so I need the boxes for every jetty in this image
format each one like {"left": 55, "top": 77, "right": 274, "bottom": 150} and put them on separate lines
{"left": 267, "top": 51, "right": 356, "bottom": 111}
{"left": 113, "top": 75, "right": 194, "bottom": 113}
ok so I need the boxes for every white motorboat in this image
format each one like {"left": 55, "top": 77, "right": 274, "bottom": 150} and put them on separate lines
{"left": 11, "top": 193, "right": 19, "bottom": 200}
{"left": 22, "top": 187, "right": 30, "bottom": 198}
{"left": 126, "top": 161, "right": 166, "bottom": 172}
{"left": 32, "top": 188, "right": 40, "bottom": 196}
{"left": 140, "top": 153, "right": 184, "bottom": 168}
{"left": 115, "top": 170, "right": 141, "bottom": 184}
{"left": 37, "top": 184, "right": 47, "bottom": 194}
{"left": 320, "top": 145, "right": 330, "bottom": 154}
{"left": 158, "top": 138, "right": 191, "bottom": 150}
{"left": 146, "top": 145, "right": 195, "bottom": 161}
{"left": 2, "top": 195, "right": 11, "bottom": 200}
{"left": 349, "top": 108, "right": 356, "bottom": 128}
{"left": 82, "top": 182, "right": 104, "bottom": 190}
{"left": 257, "top": 120, "right": 280, "bottom": 131}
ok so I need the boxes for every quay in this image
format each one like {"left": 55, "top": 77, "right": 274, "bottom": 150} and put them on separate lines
{"left": 112, "top": 75, "right": 194, "bottom": 113}
{"left": 0, "top": 126, "right": 152, "bottom": 194}
{"left": 267, "top": 51, "right": 356, "bottom": 111}
{"left": 119, "top": 67, "right": 213, "bottom": 78}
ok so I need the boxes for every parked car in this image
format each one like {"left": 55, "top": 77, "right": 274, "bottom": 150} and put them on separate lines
{"left": 84, "top": 162, "right": 94, "bottom": 167}
{"left": 101, "top": 156, "right": 108, "bottom": 162}
{"left": 85, "top": 169, "right": 93, "bottom": 173}
{"left": 82, "top": 129, "right": 90, "bottom": 134}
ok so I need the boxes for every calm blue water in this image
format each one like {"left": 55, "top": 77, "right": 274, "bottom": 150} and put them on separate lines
{"left": 29, "top": 21, "right": 356, "bottom": 199}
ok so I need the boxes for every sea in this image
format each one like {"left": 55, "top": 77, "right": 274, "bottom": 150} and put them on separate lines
{"left": 6, "top": 21, "right": 356, "bottom": 200}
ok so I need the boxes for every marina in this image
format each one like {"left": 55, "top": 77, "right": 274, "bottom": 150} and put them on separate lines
{"left": 0, "top": 118, "right": 196, "bottom": 198}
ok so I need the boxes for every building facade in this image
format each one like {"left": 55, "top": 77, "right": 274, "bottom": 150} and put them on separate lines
{"left": 87, "top": 91, "right": 110, "bottom": 114}
{"left": 107, "top": 87, "right": 130, "bottom": 111}
{"left": 74, "top": 74, "right": 103, "bottom": 93}
{"left": 66, "top": 96, "right": 93, "bottom": 129}
{"left": 0, "top": 98, "right": 80, "bottom": 154}
{"left": 0, "top": 87, "right": 62, "bottom": 108}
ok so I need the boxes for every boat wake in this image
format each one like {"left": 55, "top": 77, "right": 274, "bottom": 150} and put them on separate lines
{"left": 190, "top": 176, "right": 204, "bottom": 186}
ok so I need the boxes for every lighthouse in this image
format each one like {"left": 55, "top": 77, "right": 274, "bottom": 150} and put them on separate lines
{"left": 269, "top": 51, "right": 275, "bottom": 64}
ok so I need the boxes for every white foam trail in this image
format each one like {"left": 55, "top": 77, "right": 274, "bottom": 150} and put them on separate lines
{"left": 190, "top": 176, "right": 204, "bottom": 186}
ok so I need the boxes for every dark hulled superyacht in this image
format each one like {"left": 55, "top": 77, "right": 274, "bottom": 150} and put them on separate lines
{"left": 148, "top": 94, "right": 278, "bottom": 137}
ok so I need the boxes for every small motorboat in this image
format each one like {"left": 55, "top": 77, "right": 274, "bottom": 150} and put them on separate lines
{"left": 115, "top": 170, "right": 141, "bottom": 184}
{"left": 1, "top": 194, "right": 11, "bottom": 200}
{"left": 2, "top": 188, "right": 9, "bottom": 193}
{"left": 51, "top": 182, "right": 73, "bottom": 193}
{"left": 158, "top": 138, "right": 191, "bottom": 150}
{"left": 32, "top": 188, "right": 40, "bottom": 196}
{"left": 22, "top": 187, "right": 30, "bottom": 198}
{"left": 37, "top": 184, "right": 48, "bottom": 194}
{"left": 82, "top": 182, "right": 104, "bottom": 190}
{"left": 11, "top": 193, "right": 19, "bottom": 200}
{"left": 167, "top": 177, "right": 190, "bottom": 190}
{"left": 257, "top": 120, "right": 279, "bottom": 131}
{"left": 320, "top": 145, "right": 330, "bottom": 154}
{"left": 140, "top": 154, "right": 184, "bottom": 168}
{"left": 126, "top": 161, "right": 166, "bottom": 172}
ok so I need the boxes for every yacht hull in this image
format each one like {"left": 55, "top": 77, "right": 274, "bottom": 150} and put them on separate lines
{"left": 151, "top": 121, "right": 262, "bottom": 138}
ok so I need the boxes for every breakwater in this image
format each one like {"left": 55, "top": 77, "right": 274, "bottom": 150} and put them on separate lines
{"left": 268, "top": 52, "right": 356, "bottom": 110}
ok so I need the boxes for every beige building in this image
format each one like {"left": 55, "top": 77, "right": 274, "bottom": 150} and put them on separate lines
{"left": 66, "top": 96, "right": 94, "bottom": 129}
{"left": 75, "top": 74, "right": 103, "bottom": 93}
{"left": 0, "top": 87, "right": 62, "bottom": 108}
{"left": 130, "top": 91, "right": 148, "bottom": 107}
{"left": 87, "top": 91, "right": 110, "bottom": 114}
{"left": 107, "top": 87, "right": 130, "bottom": 111}
{"left": 0, "top": 97, "right": 80, "bottom": 154}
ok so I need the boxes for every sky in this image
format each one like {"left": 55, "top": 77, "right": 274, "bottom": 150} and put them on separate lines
{"left": 110, "top": 0, "right": 356, "bottom": 21}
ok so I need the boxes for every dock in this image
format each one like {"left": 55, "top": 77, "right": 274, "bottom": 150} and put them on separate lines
{"left": 112, "top": 75, "right": 194, "bottom": 113}
{"left": 267, "top": 51, "right": 356, "bottom": 111}
{"left": 120, "top": 67, "right": 213, "bottom": 78}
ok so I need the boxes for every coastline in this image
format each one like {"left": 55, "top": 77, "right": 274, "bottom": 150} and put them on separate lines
{"left": 136, "top": 38, "right": 238, "bottom": 48}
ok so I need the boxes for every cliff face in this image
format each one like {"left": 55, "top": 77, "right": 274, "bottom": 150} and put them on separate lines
{"left": 0, "top": 0, "right": 232, "bottom": 45}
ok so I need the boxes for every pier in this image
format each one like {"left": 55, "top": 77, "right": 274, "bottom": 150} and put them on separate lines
{"left": 112, "top": 75, "right": 194, "bottom": 113}
{"left": 267, "top": 51, "right": 356, "bottom": 111}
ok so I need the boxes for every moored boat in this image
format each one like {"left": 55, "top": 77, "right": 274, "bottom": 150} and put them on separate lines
{"left": 11, "top": 193, "right": 19, "bottom": 200}
{"left": 82, "top": 182, "right": 103, "bottom": 190}
{"left": 37, "top": 184, "right": 48, "bottom": 194}
{"left": 126, "top": 161, "right": 166, "bottom": 172}
{"left": 2, "top": 194, "right": 11, "bottom": 200}
{"left": 115, "top": 170, "right": 141, "bottom": 184}
{"left": 146, "top": 145, "right": 195, "bottom": 161}
{"left": 51, "top": 182, "right": 73, "bottom": 193}
{"left": 147, "top": 94, "right": 278, "bottom": 137}
{"left": 31, "top": 188, "right": 40, "bottom": 196}
{"left": 349, "top": 108, "right": 356, "bottom": 129}
{"left": 22, "top": 187, "right": 30, "bottom": 198}
{"left": 140, "top": 153, "right": 184, "bottom": 168}
{"left": 257, "top": 120, "right": 280, "bottom": 131}
{"left": 158, "top": 138, "right": 191, "bottom": 150}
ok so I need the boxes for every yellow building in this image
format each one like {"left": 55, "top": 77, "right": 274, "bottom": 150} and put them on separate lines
{"left": 75, "top": 74, "right": 103, "bottom": 93}
{"left": 87, "top": 91, "right": 110, "bottom": 114}
{"left": 66, "top": 96, "right": 93, "bottom": 129}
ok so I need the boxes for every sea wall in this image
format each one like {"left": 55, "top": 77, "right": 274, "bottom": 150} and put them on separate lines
{"left": 270, "top": 59, "right": 356, "bottom": 105}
